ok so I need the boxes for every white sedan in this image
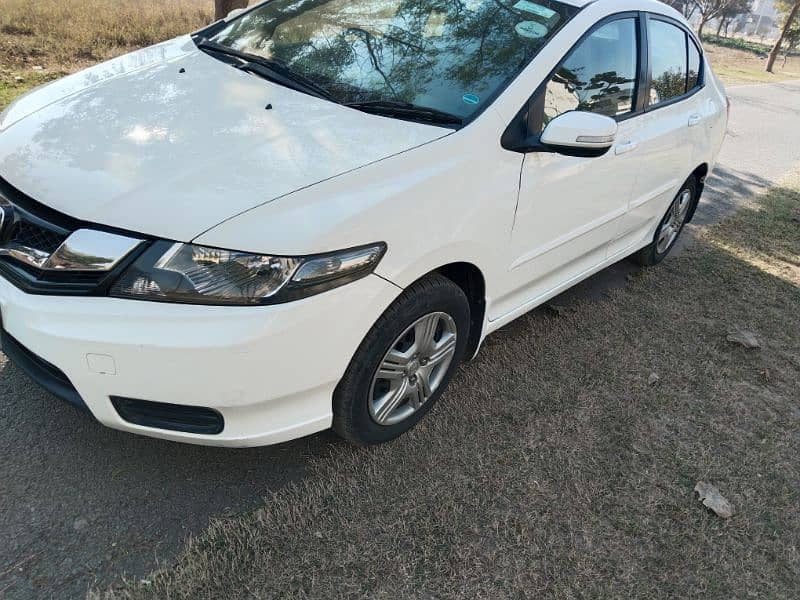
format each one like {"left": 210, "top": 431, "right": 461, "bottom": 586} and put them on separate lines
{"left": 0, "top": 0, "right": 727, "bottom": 446}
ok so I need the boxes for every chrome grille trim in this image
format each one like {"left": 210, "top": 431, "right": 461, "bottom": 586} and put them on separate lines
{"left": 0, "top": 177, "right": 149, "bottom": 295}
{"left": 44, "top": 229, "right": 144, "bottom": 272}
{"left": 0, "top": 243, "right": 51, "bottom": 269}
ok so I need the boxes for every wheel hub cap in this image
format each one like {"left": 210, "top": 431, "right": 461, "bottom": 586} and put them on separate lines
{"left": 368, "top": 312, "right": 458, "bottom": 426}
{"left": 656, "top": 188, "right": 692, "bottom": 255}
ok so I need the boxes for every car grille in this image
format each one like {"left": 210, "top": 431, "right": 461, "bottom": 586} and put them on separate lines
{"left": 0, "top": 176, "right": 129, "bottom": 295}
{"left": 10, "top": 220, "right": 68, "bottom": 255}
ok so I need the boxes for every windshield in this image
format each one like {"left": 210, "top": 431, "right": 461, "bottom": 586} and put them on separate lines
{"left": 204, "top": 0, "right": 579, "bottom": 122}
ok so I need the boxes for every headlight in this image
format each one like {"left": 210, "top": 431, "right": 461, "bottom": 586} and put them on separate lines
{"left": 109, "top": 241, "right": 386, "bottom": 305}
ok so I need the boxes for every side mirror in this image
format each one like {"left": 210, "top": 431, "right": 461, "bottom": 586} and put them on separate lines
{"left": 226, "top": 7, "right": 247, "bottom": 20}
{"left": 540, "top": 111, "right": 617, "bottom": 157}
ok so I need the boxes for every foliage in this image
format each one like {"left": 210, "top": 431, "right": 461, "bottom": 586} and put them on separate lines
{"left": 701, "top": 34, "right": 775, "bottom": 55}
{"left": 767, "top": 0, "right": 800, "bottom": 71}
{"left": 775, "top": 1, "right": 800, "bottom": 52}
{"left": 691, "top": 0, "right": 750, "bottom": 35}
{"left": 702, "top": 31, "right": 800, "bottom": 57}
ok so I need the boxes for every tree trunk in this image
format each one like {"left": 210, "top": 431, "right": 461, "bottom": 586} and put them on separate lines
{"left": 215, "top": 0, "right": 249, "bottom": 20}
{"left": 716, "top": 18, "right": 725, "bottom": 37}
{"left": 697, "top": 17, "right": 709, "bottom": 39}
{"left": 767, "top": 0, "right": 800, "bottom": 72}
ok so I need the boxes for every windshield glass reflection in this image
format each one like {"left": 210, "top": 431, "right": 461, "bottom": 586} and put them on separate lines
{"left": 207, "top": 0, "right": 578, "bottom": 119}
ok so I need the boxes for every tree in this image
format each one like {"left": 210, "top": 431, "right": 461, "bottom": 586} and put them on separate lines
{"left": 715, "top": 0, "right": 752, "bottom": 37}
{"left": 692, "top": 0, "right": 741, "bottom": 38}
{"left": 782, "top": 19, "right": 800, "bottom": 66}
{"left": 661, "top": 0, "right": 697, "bottom": 19}
{"left": 215, "top": 0, "right": 249, "bottom": 20}
{"left": 766, "top": 0, "right": 800, "bottom": 72}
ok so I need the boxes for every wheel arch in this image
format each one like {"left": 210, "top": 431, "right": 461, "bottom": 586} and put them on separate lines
{"left": 434, "top": 262, "right": 487, "bottom": 361}
{"left": 687, "top": 163, "right": 709, "bottom": 223}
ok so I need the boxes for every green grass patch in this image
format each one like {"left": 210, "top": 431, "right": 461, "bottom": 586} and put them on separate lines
{"left": 0, "top": 71, "right": 62, "bottom": 110}
{"left": 701, "top": 34, "right": 777, "bottom": 56}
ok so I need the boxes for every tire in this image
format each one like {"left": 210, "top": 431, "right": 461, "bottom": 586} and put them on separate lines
{"left": 333, "top": 273, "right": 471, "bottom": 446}
{"left": 634, "top": 176, "right": 698, "bottom": 267}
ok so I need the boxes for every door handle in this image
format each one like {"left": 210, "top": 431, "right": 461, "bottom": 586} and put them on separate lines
{"left": 614, "top": 140, "right": 639, "bottom": 156}
{"left": 688, "top": 114, "right": 702, "bottom": 127}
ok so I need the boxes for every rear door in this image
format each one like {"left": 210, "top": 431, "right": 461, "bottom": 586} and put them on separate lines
{"left": 611, "top": 14, "right": 706, "bottom": 254}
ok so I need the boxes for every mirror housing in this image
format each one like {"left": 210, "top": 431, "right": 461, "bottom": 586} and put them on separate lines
{"left": 503, "top": 111, "right": 619, "bottom": 157}
{"left": 539, "top": 111, "right": 618, "bottom": 157}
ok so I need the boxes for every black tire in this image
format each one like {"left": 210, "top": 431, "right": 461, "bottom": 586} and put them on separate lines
{"left": 634, "top": 176, "right": 698, "bottom": 267}
{"left": 333, "top": 273, "right": 470, "bottom": 446}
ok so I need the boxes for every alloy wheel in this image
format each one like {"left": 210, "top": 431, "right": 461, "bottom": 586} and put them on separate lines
{"left": 368, "top": 312, "right": 458, "bottom": 426}
{"left": 655, "top": 188, "right": 693, "bottom": 254}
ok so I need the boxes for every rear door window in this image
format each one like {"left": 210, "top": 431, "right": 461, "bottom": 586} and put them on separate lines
{"left": 687, "top": 39, "right": 702, "bottom": 90}
{"left": 648, "top": 19, "right": 687, "bottom": 105}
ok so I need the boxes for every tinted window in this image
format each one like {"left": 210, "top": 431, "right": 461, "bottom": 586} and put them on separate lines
{"left": 687, "top": 39, "right": 701, "bottom": 90}
{"left": 649, "top": 20, "right": 687, "bottom": 104}
{"left": 208, "top": 0, "right": 579, "bottom": 121}
{"left": 543, "top": 18, "right": 638, "bottom": 125}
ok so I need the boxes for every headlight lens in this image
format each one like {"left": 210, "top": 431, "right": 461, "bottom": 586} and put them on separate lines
{"left": 109, "top": 241, "right": 386, "bottom": 305}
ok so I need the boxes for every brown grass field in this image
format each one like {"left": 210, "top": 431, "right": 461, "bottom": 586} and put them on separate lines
{"left": 1, "top": 1, "right": 799, "bottom": 597}
{"left": 0, "top": 0, "right": 211, "bottom": 108}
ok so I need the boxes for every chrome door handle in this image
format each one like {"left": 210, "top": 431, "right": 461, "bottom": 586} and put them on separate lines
{"left": 615, "top": 140, "right": 639, "bottom": 155}
{"left": 688, "top": 114, "right": 702, "bottom": 127}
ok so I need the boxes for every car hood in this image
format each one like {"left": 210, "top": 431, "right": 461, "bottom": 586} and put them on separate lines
{"left": 0, "top": 36, "right": 450, "bottom": 241}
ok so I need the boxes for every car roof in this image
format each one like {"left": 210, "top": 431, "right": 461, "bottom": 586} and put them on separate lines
{"left": 563, "top": 0, "right": 689, "bottom": 23}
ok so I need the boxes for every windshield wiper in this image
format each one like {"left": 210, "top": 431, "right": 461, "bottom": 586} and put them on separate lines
{"left": 345, "top": 100, "right": 463, "bottom": 126}
{"left": 195, "top": 39, "right": 337, "bottom": 103}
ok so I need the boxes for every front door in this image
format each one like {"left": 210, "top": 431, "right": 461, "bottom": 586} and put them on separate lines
{"left": 493, "top": 15, "right": 644, "bottom": 319}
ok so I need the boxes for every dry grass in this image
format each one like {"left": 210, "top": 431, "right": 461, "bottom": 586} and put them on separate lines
{"left": 94, "top": 177, "right": 800, "bottom": 598}
{"left": 0, "top": 0, "right": 212, "bottom": 108}
{"left": 0, "top": 0, "right": 211, "bottom": 68}
{"left": 705, "top": 43, "right": 800, "bottom": 86}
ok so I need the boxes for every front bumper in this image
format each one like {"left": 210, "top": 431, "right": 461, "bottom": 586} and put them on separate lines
{"left": 0, "top": 274, "right": 400, "bottom": 446}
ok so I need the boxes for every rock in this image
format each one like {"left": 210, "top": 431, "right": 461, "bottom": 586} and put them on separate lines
{"left": 32, "top": 65, "right": 44, "bottom": 71}
{"left": 726, "top": 329, "right": 760, "bottom": 349}
{"left": 547, "top": 303, "right": 569, "bottom": 316}
{"left": 14, "top": 76, "right": 24, "bottom": 82}
{"left": 73, "top": 517, "right": 89, "bottom": 531}
{"left": 648, "top": 372, "right": 660, "bottom": 385}
{"left": 694, "top": 481, "right": 734, "bottom": 518}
